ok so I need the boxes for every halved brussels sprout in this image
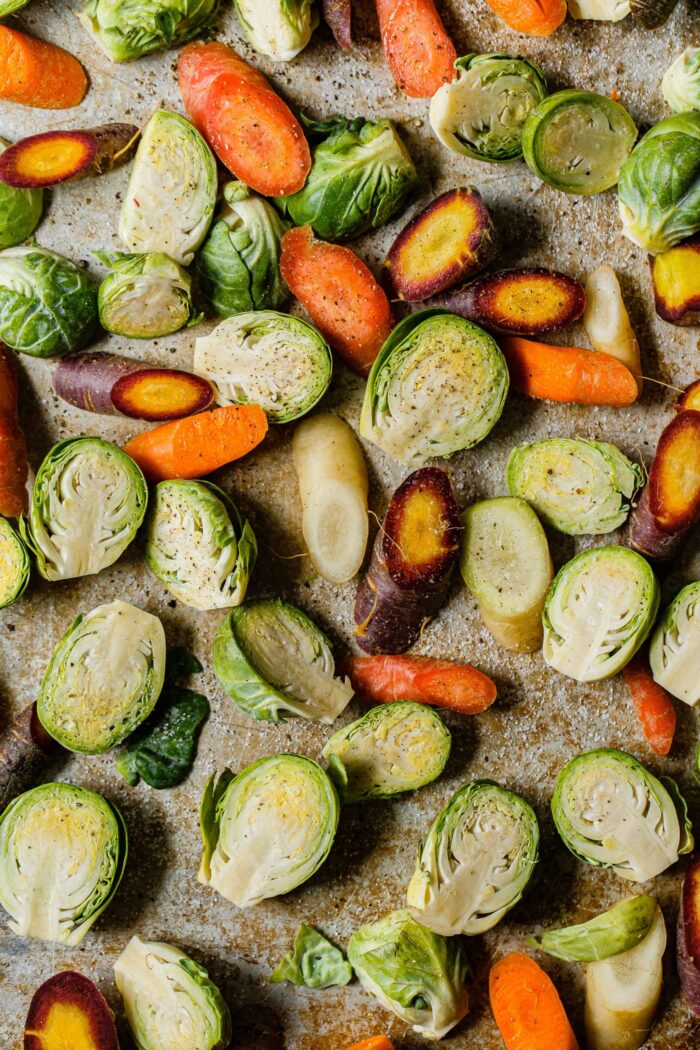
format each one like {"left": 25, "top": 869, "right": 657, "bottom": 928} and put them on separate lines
{"left": 529, "top": 894, "right": 657, "bottom": 962}
{"left": 407, "top": 780, "right": 539, "bottom": 936}
{"left": 96, "top": 251, "right": 200, "bottom": 338}
{"left": 347, "top": 909, "right": 470, "bottom": 1040}
{"left": 360, "top": 310, "right": 509, "bottom": 468}
{"left": 19, "top": 437, "right": 148, "bottom": 581}
{"left": 523, "top": 90, "right": 637, "bottom": 195}
{"left": 0, "top": 782, "right": 127, "bottom": 945}
{"left": 618, "top": 114, "right": 700, "bottom": 253}
{"left": 649, "top": 581, "right": 700, "bottom": 707}
{"left": 542, "top": 547, "right": 659, "bottom": 681}
{"left": 0, "top": 246, "right": 98, "bottom": 357}
{"left": 552, "top": 748, "right": 693, "bottom": 882}
{"left": 199, "top": 755, "right": 339, "bottom": 907}
{"left": 506, "top": 437, "right": 643, "bottom": 535}
{"left": 37, "top": 600, "right": 166, "bottom": 754}
{"left": 0, "top": 139, "right": 42, "bottom": 251}
{"left": 233, "top": 0, "right": 318, "bottom": 61}
{"left": 568, "top": 0, "right": 630, "bottom": 19}
{"left": 79, "top": 0, "right": 220, "bottom": 62}
{"left": 145, "top": 480, "right": 257, "bottom": 611}
{"left": 213, "top": 599, "right": 353, "bottom": 723}
{"left": 270, "top": 923, "right": 352, "bottom": 988}
{"left": 114, "top": 935, "right": 232, "bottom": 1050}
{"left": 194, "top": 311, "right": 332, "bottom": 424}
{"left": 429, "top": 53, "right": 548, "bottom": 163}
{"left": 0, "top": 517, "right": 30, "bottom": 609}
{"left": 119, "top": 111, "right": 217, "bottom": 266}
{"left": 196, "top": 181, "right": 289, "bottom": 318}
{"left": 662, "top": 48, "right": 700, "bottom": 114}
{"left": 322, "top": 702, "right": 451, "bottom": 803}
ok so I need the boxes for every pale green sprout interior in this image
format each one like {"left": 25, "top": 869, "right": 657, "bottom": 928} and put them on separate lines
{"left": 649, "top": 581, "right": 700, "bottom": 706}
{"left": 662, "top": 48, "right": 700, "bottom": 114}
{"left": 567, "top": 0, "right": 630, "bottom": 20}
{"left": 233, "top": 0, "right": 318, "bottom": 61}
{"left": 0, "top": 518, "right": 30, "bottom": 609}
{"left": 97, "top": 251, "right": 197, "bottom": 338}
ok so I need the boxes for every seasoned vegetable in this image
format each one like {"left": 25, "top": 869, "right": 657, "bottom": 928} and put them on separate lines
{"left": 345, "top": 1041, "right": 393, "bottom": 1050}
{"left": 529, "top": 895, "right": 657, "bottom": 962}
{"left": 678, "top": 854, "right": 700, "bottom": 1016}
{"left": 233, "top": 0, "right": 318, "bottom": 61}
{"left": 145, "top": 479, "right": 256, "bottom": 610}
{"left": 178, "top": 41, "right": 311, "bottom": 197}
{"left": 385, "top": 188, "right": 496, "bottom": 302}
{"left": 650, "top": 235, "right": 700, "bottom": 325}
{"left": 0, "top": 782, "right": 127, "bottom": 945}
{"left": 122, "top": 404, "right": 268, "bottom": 482}
{"left": 623, "top": 654, "right": 676, "bottom": 756}
{"left": 543, "top": 547, "right": 659, "bottom": 681}
{"left": 270, "top": 924, "right": 352, "bottom": 988}
{"left": 114, "top": 936, "right": 231, "bottom": 1050}
{"left": 430, "top": 53, "right": 547, "bottom": 163}
{"left": 280, "top": 225, "right": 393, "bottom": 376}
{"left": 0, "top": 246, "right": 98, "bottom": 357}
{"left": 662, "top": 48, "right": 700, "bottom": 114}
{"left": 347, "top": 909, "right": 470, "bottom": 1040}
{"left": 323, "top": 0, "right": 351, "bottom": 49}
{"left": 649, "top": 582, "right": 700, "bottom": 707}
{"left": 0, "top": 0, "right": 31, "bottom": 12}
{"left": 196, "top": 181, "right": 289, "bottom": 318}
{"left": 618, "top": 114, "right": 700, "bottom": 253}
{"left": 96, "top": 251, "right": 199, "bottom": 338}
{"left": 0, "top": 345, "right": 28, "bottom": 518}
{"left": 53, "top": 351, "right": 215, "bottom": 422}
{"left": 0, "top": 139, "right": 42, "bottom": 249}
{"left": 0, "top": 517, "right": 29, "bottom": 610}
{"left": 24, "top": 972, "right": 120, "bottom": 1050}
{"left": 0, "top": 26, "right": 88, "bottom": 109}
{"left": 585, "top": 903, "right": 666, "bottom": 1050}
{"left": 490, "top": 953, "right": 579, "bottom": 1050}
{"left": 500, "top": 336, "right": 639, "bottom": 407}
{"left": 292, "top": 413, "right": 368, "bottom": 584}
{"left": 354, "top": 467, "right": 460, "bottom": 654}
{"left": 322, "top": 702, "right": 451, "bottom": 802}
{"left": 213, "top": 598, "right": 353, "bottom": 723}
{"left": 460, "top": 496, "right": 553, "bottom": 652}
{"left": 408, "top": 780, "right": 538, "bottom": 936}
{"left": 20, "top": 437, "right": 147, "bottom": 581}
{"left": 0, "top": 703, "right": 60, "bottom": 813}
{"left": 79, "top": 0, "right": 220, "bottom": 62}
{"left": 119, "top": 111, "right": 217, "bottom": 267}
{"left": 344, "top": 654, "right": 497, "bottom": 714}
{"left": 0, "top": 124, "right": 138, "bottom": 189}
{"left": 506, "top": 438, "right": 642, "bottom": 535}
{"left": 679, "top": 379, "right": 700, "bottom": 411}
{"left": 583, "top": 265, "right": 642, "bottom": 392}
{"left": 629, "top": 0, "right": 679, "bottom": 28}
{"left": 375, "top": 0, "right": 456, "bottom": 98}
{"left": 568, "top": 0, "right": 630, "bottom": 19}
{"left": 482, "top": 0, "right": 567, "bottom": 34}
{"left": 360, "top": 311, "right": 508, "bottom": 467}
{"left": 552, "top": 748, "right": 692, "bottom": 881}
{"left": 194, "top": 311, "right": 331, "bottom": 424}
{"left": 276, "top": 116, "right": 418, "bottom": 241}
{"left": 199, "top": 755, "right": 339, "bottom": 906}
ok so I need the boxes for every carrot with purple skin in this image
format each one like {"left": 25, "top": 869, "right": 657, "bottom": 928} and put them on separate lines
{"left": 679, "top": 379, "right": 700, "bottom": 412}
{"left": 0, "top": 124, "right": 138, "bottom": 189}
{"left": 322, "top": 0, "right": 352, "bottom": 48}
{"left": 24, "top": 971, "right": 119, "bottom": 1050}
{"left": 0, "top": 344, "right": 29, "bottom": 519}
{"left": 0, "top": 703, "right": 62, "bottom": 812}
{"left": 677, "top": 854, "right": 700, "bottom": 1016}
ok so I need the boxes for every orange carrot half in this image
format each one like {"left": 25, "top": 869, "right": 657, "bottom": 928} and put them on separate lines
{"left": 123, "top": 405, "right": 268, "bottom": 482}
{"left": 344, "top": 1039, "right": 395, "bottom": 1050}
{"left": 483, "top": 0, "right": 567, "bottom": 36}
{"left": 500, "top": 336, "right": 639, "bottom": 407}
{"left": 623, "top": 654, "right": 676, "bottom": 756}
{"left": 345, "top": 654, "right": 497, "bottom": 715}
{"left": 375, "top": 0, "right": 457, "bottom": 98}
{"left": 490, "top": 952, "right": 580, "bottom": 1050}
{"left": 0, "top": 26, "right": 88, "bottom": 110}
{"left": 280, "top": 225, "right": 393, "bottom": 376}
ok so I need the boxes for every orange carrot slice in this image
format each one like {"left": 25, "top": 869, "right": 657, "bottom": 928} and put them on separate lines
{"left": 500, "top": 336, "right": 639, "bottom": 407}
{"left": 375, "top": 0, "right": 457, "bottom": 98}
{"left": 344, "top": 1039, "right": 395, "bottom": 1050}
{"left": 483, "top": 0, "right": 567, "bottom": 36}
{"left": 0, "top": 26, "right": 88, "bottom": 110}
{"left": 624, "top": 654, "right": 677, "bottom": 756}
{"left": 490, "top": 952, "right": 580, "bottom": 1050}
{"left": 345, "top": 654, "right": 497, "bottom": 714}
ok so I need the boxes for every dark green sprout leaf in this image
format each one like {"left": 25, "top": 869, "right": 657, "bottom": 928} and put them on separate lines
{"left": 269, "top": 924, "right": 352, "bottom": 989}
{"left": 166, "top": 646, "right": 204, "bottom": 682}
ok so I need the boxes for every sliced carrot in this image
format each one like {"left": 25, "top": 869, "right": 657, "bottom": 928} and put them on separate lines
{"left": 280, "top": 226, "right": 393, "bottom": 376}
{"left": 489, "top": 952, "right": 580, "bottom": 1050}
{"left": 375, "top": 0, "right": 457, "bottom": 98}
{"left": 0, "top": 345, "right": 28, "bottom": 518}
{"left": 623, "top": 654, "right": 676, "bottom": 756}
{"left": 122, "top": 405, "right": 268, "bottom": 483}
{"left": 345, "top": 655, "right": 497, "bottom": 714}
{"left": 344, "top": 1039, "right": 395, "bottom": 1050}
{"left": 500, "top": 336, "right": 639, "bottom": 407}
{"left": 178, "top": 41, "right": 311, "bottom": 197}
{"left": 482, "top": 0, "right": 567, "bottom": 35}
{"left": 0, "top": 26, "right": 88, "bottom": 110}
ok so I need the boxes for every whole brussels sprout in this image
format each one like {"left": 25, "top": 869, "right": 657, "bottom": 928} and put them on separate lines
{"left": 79, "top": 0, "right": 220, "bottom": 62}
{"left": 0, "top": 139, "right": 42, "bottom": 251}
{"left": 96, "top": 251, "right": 200, "bottom": 338}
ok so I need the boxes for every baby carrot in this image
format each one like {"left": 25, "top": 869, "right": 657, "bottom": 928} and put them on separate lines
{"left": 375, "top": 0, "right": 457, "bottom": 98}
{"left": 345, "top": 654, "right": 497, "bottom": 714}
{"left": 490, "top": 952, "right": 579, "bottom": 1050}
{"left": 483, "top": 0, "right": 567, "bottom": 36}
{"left": 0, "top": 26, "right": 88, "bottom": 109}
{"left": 623, "top": 654, "right": 676, "bottom": 756}
{"left": 344, "top": 1039, "right": 395, "bottom": 1050}
{"left": 500, "top": 336, "right": 639, "bottom": 407}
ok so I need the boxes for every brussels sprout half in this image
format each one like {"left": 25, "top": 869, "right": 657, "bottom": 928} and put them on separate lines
{"left": 529, "top": 894, "right": 657, "bottom": 962}
{"left": 213, "top": 598, "right": 353, "bottom": 724}
{"left": 0, "top": 782, "right": 127, "bottom": 945}
{"left": 145, "top": 480, "right": 257, "bottom": 611}
{"left": 96, "top": 251, "right": 200, "bottom": 338}
{"left": 0, "top": 517, "right": 30, "bottom": 610}
{"left": 649, "top": 581, "right": 700, "bottom": 706}
{"left": 568, "top": 0, "right": 630, "bottom": 19}
{"left": 407, "top": 780, "right": 539, "bottom": 936}
{"left": 322, "top": 702, "right": 451, "bottom": 802}
{"left": 662, "top": 48, "right": 700, "bottom": 114}
{"left": 199, "top": 755, "right": 339, "bottom": 907}
{"left": 0, "top": 139, "right": 42, "bottom": 251}
{"left": 115, "top": 935, "right": 231, "bottom": 1050}
{"left": 523, "top": 90, "right": 637, "bottom": 195}
{"left": 19, "top": 437, "right": 148, "bottom": 581}
{"left": 506, "top": 437, "right": 643, "bottom": 535}
{"left": 360, "top": 310, "right": 509, "bottom": 467}
{"left": 552, "top": 749, "right": 693, "bottom": 882}
{"left": 542, "top": 546, "right": 659, "bottom": 681}
{"left": 347, "top": 909, "right": 470, "bottom": 1040}
{"left": 429, "top": 53, "right": 548, "bottom": 163}
{"left": 194, "top": 311, "right": 332, "bottom": 424}
{"left": 233, "top": 0, "right": 318, "bottom": 61}
{"left": 79, "top": 0, "right": 220, "bottom": 62}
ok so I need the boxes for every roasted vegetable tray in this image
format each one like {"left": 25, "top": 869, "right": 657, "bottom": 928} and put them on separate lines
{"left": 1, "top": 1, "right": 700, "bottom": 1047}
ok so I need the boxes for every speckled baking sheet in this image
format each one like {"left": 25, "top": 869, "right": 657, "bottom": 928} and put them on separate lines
{"left": 1, "top": 1, "right": 700, "bottom": 1047}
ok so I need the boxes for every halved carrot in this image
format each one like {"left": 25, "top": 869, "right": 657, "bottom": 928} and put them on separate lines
{"left": 344, "top": 1039, "right": 395, "bottom": 1050}
{"left": 489, "top": 952, "right": 580, "bottom": 1050}
{"left": 345, "top": 654, "right": 497, "bottom": 714}
{"left": 0, "top": 26, "right": 88, "bottom": 110}
{"left": 499, "top": 336, "right": 639, "bottom": 407}
{"left": 623, "top": 654, "right": 676, "bottom": 756}
{"left": 678, "top": 379, "right": 700, "bottom": 413}
{"left": 122, "top": 405, "right": 268, "bottom": 482}
{"left": 375, "top": 0, "right": 457, "bottom": 98}
{"left": 483, "top": 0, "right": 567, "bottom": 35}
{"left": 178, "top": 41, "right": 311, "bottom": 197}
{"left": 280, "top": 225, "right": 393, "bottom": 376}
{"left": 0, "top": 345, "right": 28, "bottom": 518}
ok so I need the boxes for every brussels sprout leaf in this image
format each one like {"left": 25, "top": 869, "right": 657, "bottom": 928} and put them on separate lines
{"left": 270, "top": 924, "right": 352, "bottom": 989}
